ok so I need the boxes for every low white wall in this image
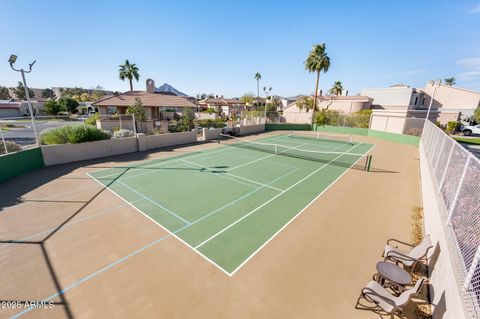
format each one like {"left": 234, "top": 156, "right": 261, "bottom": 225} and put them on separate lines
{"left": 239, "top": 124, "right": 265, "bottom": 135}
{"left": 419, "top": 142, "right": 470, "bottom": 319}
{"left": 202, "top": 128, "right": 221, "bottom": 141}
{"left": 41, "top": 137, "right": 138, "bottom": 166}
{"left": 138, "top": 131, "right": 197, "bottom": 152}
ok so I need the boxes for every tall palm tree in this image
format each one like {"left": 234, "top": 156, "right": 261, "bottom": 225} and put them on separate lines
{"left": 444, "top": 77, "right": 456, "bottom": 86}
{"left": 119, "top": 60, "right": 140, "bottom": 91}
{"left": 254, "top": 72, "right": 262, "bottom": 98}
{"left": 304, "top": 43, "right": 330, "bottom": 115}
{"left": 329, "top": 81, "right": 343, "bottom": 96}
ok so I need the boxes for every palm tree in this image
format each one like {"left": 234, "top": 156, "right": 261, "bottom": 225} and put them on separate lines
{"left": 444, "top": 77, "right": 456, "bottom": 86}
{"left": 254, "top": 72, "right": 262, "bottom": 98}
{"left": 119, "top": 60, "right": 140, "bottom": 91}
{"left": 329, "top": 81, "right": 343, "bottom": 96}
{"left": 304, "top": 43, "right": 330, "bottom": 115}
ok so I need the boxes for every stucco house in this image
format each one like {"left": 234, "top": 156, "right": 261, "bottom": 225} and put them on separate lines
{"left": 93, "top": 80, "right": 196, "bottom": 133}
{"left": 0, "top": 100, "right": 45, "bottom": 118}
{"left": 360, "top": 84, "right": 426, "bottom": 110}
{"left": 422, "top": 83, "right": 480, "bottom": 124}
{"left": 198, "top": 97, "right": 247, "bottom": 117}
{"left": 281, "top": 95, "right": 372, "bottom": 124}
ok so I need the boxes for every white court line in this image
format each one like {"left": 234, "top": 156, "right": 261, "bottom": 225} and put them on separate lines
{"left": 92, "top": 134, "right": 290, "bottom": 179}
{"left": 224, "top": 173, "right": 284, "bottom": 192}
{"left": 194, "top": 142, "right": 364, "bottom": 250}
{"left": 180, "top": 159, "right": 261, "bottom": 190}
{"left": 86, "top": 161, "right": 299, "bottom": 276}
{"left": 229, "top": 143, "right": 376, "bottom": 275}
{"left": 0, "top": 200, "right": 144, "bottom": 252}
{"left": 117, "top": 180, "right": 190, "bottom": 225}
{"left": 227, "top": 142, "right": 309, "bottom": 172}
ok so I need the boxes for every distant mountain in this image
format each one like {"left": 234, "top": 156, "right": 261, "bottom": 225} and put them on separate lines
{"left": 155, "top": 83, "right": 188, "bottom": 97}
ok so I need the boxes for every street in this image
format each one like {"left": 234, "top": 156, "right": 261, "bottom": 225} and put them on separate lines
{"left": 1, "top": 120, "right": 83, "bottom": 146}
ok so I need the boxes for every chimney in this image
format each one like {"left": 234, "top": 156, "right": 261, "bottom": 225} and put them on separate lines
{"left": 146, "top": 79, "right": 155, "bottom": 93}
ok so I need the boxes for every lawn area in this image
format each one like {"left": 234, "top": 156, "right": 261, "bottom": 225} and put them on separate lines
{"left": 453, "top": 136, "right": 480, "bottom": 145}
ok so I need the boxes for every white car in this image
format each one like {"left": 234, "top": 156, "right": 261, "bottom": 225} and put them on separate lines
{"left": 461, "top": 124, "right": 480, "bottom": 136}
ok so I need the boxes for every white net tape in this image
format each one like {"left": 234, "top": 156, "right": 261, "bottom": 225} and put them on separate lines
{"left": 422, "top": 121, "right": 480, "bottom": 317}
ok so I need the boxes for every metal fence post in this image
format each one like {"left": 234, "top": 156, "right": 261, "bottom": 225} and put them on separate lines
{"left": 439, "top": 143, "right": 455, "bottom": 190}
{"left": 119, "top": 114, "right": 123, "bottom": 138}
{"left": 464, "top": 246, "right": 480, "bottom": 289}
{"left": 132, "top": 114, "right": 137, "bottom": 135}
{"left": 434, "top": 135, "right": 447, "bottom": 172}
{"left": 0, "top": 126, "right": 8, "bottom": 154}
{"left": 447, "top": 157, "right": 470, "bottom": 224}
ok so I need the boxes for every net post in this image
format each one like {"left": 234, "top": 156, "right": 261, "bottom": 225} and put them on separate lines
{"left": 366, "top": 155, "right": 372, "bottom": 172}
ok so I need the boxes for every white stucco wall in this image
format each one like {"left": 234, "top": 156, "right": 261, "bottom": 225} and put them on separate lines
{"left": 41, "top": 137, "right": 139, "bottom": 166}
{"left": 239, "top": 124, "right": 265, "bottom": 135}
{"left": 138, "top": 131, "right": 197, "bottom": 151}
{"left": 423, "top": 83, "right": 480, "bottom": 111}
{"left": 361, "top": 87, "right": 414, "bottom": 108}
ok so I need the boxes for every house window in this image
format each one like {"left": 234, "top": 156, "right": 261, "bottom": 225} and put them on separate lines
{"left": 414, "top": 96, "right": 418, "bottom": 105}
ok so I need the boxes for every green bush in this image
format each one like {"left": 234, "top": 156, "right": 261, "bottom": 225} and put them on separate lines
{"left": 194, "top": 119, "right": 225, "bottom": 128}
{"left": 446, "top": 121, "right": 460, "bottom": 134}
{"left": 0, "top": 141, "right": 22, "bottom": 155}
{"left": 85, "top": 113, "right": 99, "bottom": 126}
{"left": 40, "top": 125, "right": 110, "bottom": 145}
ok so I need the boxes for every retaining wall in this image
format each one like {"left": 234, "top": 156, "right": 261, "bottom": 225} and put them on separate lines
{"left": 239, "top": 124, "right": 265, "bottom": 135}
{"left": 202, "top": 128, "right": 221, "bottom": 141}
{"left": 138, "top": 131, "right": 197, "bottom": 152}
{"left": 41, "top": 137, "right": 139, "bottom": 166}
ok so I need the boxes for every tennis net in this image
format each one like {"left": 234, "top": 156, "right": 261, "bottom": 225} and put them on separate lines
{"left": 287, "top": 131, "right": 353, "bottom": 144}
{"left": 219, "top": 134, "right": 372, "bottom": 171}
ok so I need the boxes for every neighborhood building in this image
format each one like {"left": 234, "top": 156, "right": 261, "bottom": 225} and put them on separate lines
{"left": 93, "top": 79, "right": 196, "bottom": 133}
{"left": 360, "top": 84, "right": 426, "bottom": 110}
{"left": 198, "top": 97, "right": 247, "bottom": 117}
{"left": 422, "top": 82, "right": 480, "bottom": 124}
{"left": 281, "top": 95, "right": 372, "bottom": 124}
{"left": 0, "top": 100, "right": 45, "bottom": 118}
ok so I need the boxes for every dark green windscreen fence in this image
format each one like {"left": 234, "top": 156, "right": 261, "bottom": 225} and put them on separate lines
{"left": 0, "top": 147, "right": 45, "bottom": 183}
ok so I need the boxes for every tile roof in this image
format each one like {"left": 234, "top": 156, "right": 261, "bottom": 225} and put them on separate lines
{"left": 200, "top": 98, "right": 245, "bottom": 105}
{"left": 93, "top": 91, "right": 196, "bottom": 108}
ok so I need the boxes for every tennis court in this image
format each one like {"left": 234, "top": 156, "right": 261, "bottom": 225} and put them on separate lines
{"left": 88, "top": 133, "right": 375, "bottom": 275}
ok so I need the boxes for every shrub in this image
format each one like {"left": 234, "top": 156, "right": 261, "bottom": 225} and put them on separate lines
{"left": 194, "top": 119, "right": 225, "bottom": 128}
{"left": 44, "top": 100, "right": 66, "bottom": 115}
{"left": 85, "top": 113, "right": 99, "bottom": 126}
{"left": 40, "top": 125, "right": 110, "bottom": 145}
{"left": 446, "top": 121, "right": 460, "bottom": 134}
{"left": 58, "top": 97, "right": 79, "bottom": 113}
{"left": 0, "top": 141, "right": 22, "bottom": 155}
{"left": 112, "top": 129, "right": 134, "bottom": 138}
{"left": 206, "top": 107, "right": 216, "bottom": 114}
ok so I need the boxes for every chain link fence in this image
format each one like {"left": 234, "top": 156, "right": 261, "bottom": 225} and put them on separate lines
{"left": 422, "top": 120, "right": 480, "bottom": 318}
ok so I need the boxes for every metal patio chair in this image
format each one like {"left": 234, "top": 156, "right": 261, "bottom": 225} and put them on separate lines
{"left": 383, "top": 236, "right": 433, "bottom": 273}
{"left": 355, "top": 277, "right": 425, "bottom": 318}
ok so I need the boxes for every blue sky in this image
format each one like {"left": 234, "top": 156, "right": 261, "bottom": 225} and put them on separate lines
{"left": 1, "top": 0, "right": 480, "bottom": 97}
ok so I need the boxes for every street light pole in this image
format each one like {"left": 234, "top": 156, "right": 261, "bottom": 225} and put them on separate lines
{"left": 9, "top": 55, "right": 39, "bottom": 145}
{"left": 263, "top": 86, "right": 272, "bottom": 124}
{"left": 423, "top": 80, "right": 440, "bottom": 132}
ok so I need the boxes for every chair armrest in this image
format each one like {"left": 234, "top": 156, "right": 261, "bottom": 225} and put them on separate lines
{"left": 385, "top": 250, "right": 418, "bottom": 262}
{"left": 387, "top": 238, "right": 415, "bottom": 248}
{"left": 361, "top": 287, "right": 398, "bottom": 309}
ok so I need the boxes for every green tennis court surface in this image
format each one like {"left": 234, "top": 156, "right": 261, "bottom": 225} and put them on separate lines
{"left": 88, "top": 133, "right": 374, "bottom": 275}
